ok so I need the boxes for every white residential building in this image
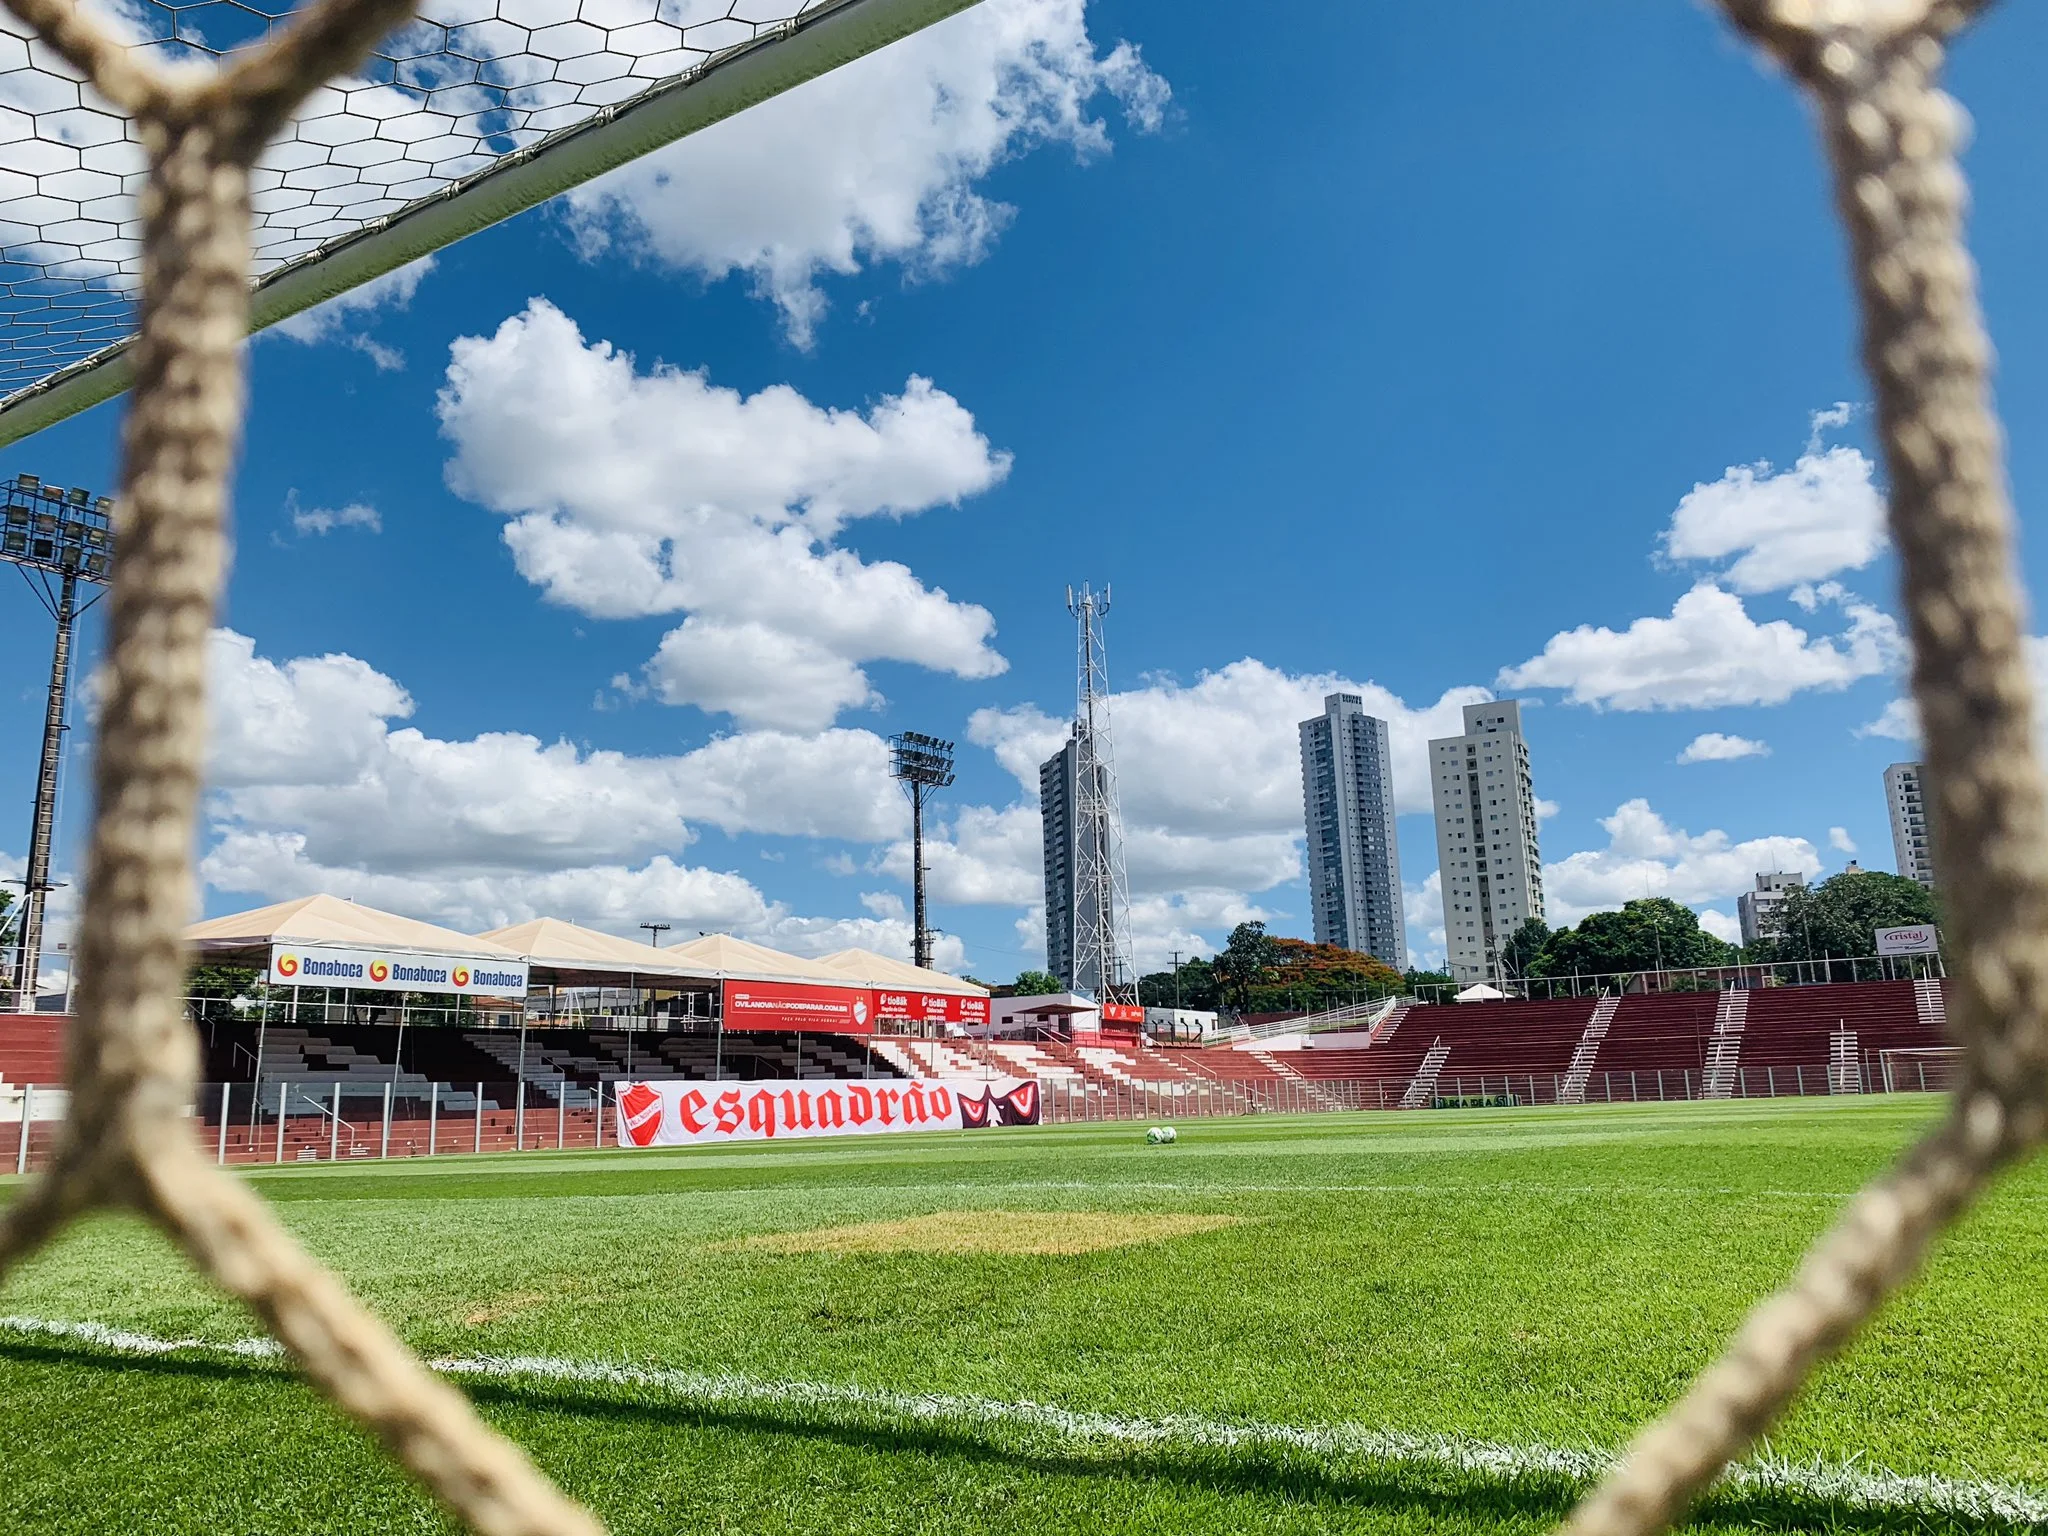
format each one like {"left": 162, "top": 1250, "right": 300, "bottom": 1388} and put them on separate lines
{"left": 1430, "top": 700, "right": 1545, "bottom": 986}
{"left": 1886, "top": 762, "right": 1934, "bottom": 887}
{"left": 1298, "top": 693, "right": 1407, "bottom": 969}
{"left": 1737, "top": 871, "right": 1806, "bottom": 947}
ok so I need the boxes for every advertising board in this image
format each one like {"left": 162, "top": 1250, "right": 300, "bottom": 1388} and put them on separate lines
{"left": 615, "top": 1076, "right": 1041, "bottom": 1146}
{"left": 722, "top": 978, "right": 876, "bottom": 1034}
{"left": 872, "top": 989, "right": 991, "bottom": 1027}
{"left": 1875, "top": 924, "right": 1941, "bottom": 957}
{"left": 265, "top": 944, "right": 528, "bottom": 997}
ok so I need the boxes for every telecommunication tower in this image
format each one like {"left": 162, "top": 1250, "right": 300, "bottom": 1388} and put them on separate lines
{"left": 889, "top": 731, "right": 956, "bottom": 971}
{"left": 1066, "top": 584, "right": 1136, "bottom": 1004}
{"left": 0, "top": 474, "right": 113, "bottom": 1010}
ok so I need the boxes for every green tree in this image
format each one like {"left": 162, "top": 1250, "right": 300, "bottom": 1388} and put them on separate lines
{"left": 1139, "top": 955, "right": 1219, "bottom": 1011}
{"left": 1499, "top": 917, "right": 1550, "bottom": 981}
{"left": 1763, "top": 869, "right": 1939, "bottom": 966}
{"left": 1005, "top": 969, "right": 1064, "bottom": 997}
{"left": 1211, "top": 921, "right": 1280, "bottom": 1011}
{"left": 1531, "top": 898, "right": 1736, "bottom": 981}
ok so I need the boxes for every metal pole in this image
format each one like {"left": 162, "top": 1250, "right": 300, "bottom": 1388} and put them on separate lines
{"left": 330, "top": 1081, "right": 339, "bottom": 1160}
{"left": 429, "top": 1085, "right": 438, "bottom": 1157}
{"left": 16, "top": 1083, "right": 31, "bottom": 1173}
{"left": 476, "top": 1082, "right": 483, "bottom": 1153}
{"left": 557, "top": 1090, "right": 565, "bottom": 1150}
{"left": 910, "top": 780, "right": 930, "bottom": 971}
{"left": 380, "top": 1081, "right": 391, "bottom": 1159}
{"left": 216, "top": 1081, "right": 228, "bottom": 1165}
{"left": 516, "top": 1079, "right": 526, "bottom": 1152}
{"left": 13, "top": 571, "right": 77, "bottom": 1010}
{"left": 275, "top": 1081, "right": 287, "bottom": 1163}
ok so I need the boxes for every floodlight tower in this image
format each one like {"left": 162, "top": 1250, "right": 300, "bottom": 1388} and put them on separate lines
{"left": 1067, "top": 584, "right": 1136, "bottom": 1005}
{"left": 0, "top": 474, "right": 113, "bottom": 1010}
{"left": 889, "top": 731, "right": 956, "bottom": 971}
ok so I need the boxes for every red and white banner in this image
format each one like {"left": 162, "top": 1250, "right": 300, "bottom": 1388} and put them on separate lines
{"left": 615, "top": 1076, "right": 1041, "bottom": 1147}
{"left": 873, "top": 989, "right": 991, "bottom": 1027}
{"left": 722, "top": 979, "right": 875, "bottom": 1034}
{"left": 1100, "top": 1002, "right": 1145, "bottom": 1025}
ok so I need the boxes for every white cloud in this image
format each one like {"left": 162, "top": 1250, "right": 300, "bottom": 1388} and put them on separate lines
{"left": 271, "top": 256, "right": 437, "bottom": 369}
{"left": 1857, "top": 696, "right": 1920, "bottom": 743}
{"left": 905, "top": 659, "right": 1484, "bottom": 967}
{"left": 562, "top": 0, "right": 1168, "bottom": 344}
{"left": 438, "top": 300, "right": 1009, "bottom": 728}
{"left": 1677, "top": 732, "right": 1769, "bottom": 764}
{"left": 1861, "top": 637, "right": 2048, "bottom": 750}
{"left": 1406, "top": 871, "right": 1445, "bottom": 969}
{"left": 1542, "top": 799, "right": 1821, "bottom": 927}
{"left": 1698, "top": 909, "right": 1743, "bottom": 945}
{"left": 1829, "top": 826, "right": 1858, "bottom": 854}
{"left": 200, "top": 631, "right": 911, "bottom": 939}
{"left": 1661, "top": 408, "right": 1885, "bottom": 593}
{"left": 286, "top": 492, "right": 381, "bottom": 538}
{"left": 1500, "top": 583, "right": 1901, "bottom": 711}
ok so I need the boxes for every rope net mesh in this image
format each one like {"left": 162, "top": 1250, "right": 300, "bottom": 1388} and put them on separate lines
{"left": 0, "top": 0, "right": 2039, "bottom": 1534}
{"left": 0, "top": 0, "right": 858, "bottom": 405}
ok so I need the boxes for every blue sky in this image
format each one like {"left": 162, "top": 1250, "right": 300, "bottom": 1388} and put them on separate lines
{"left": 3, "top": 0, "right": 2045, "bottom": 980}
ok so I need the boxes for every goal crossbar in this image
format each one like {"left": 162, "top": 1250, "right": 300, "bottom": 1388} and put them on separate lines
{"left": 0, "top": 0, "right": 979, "bottom": 449}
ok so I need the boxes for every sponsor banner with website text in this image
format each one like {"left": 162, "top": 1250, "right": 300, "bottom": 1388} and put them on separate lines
{"left": 615, "top": 1076, "right": 1041, "bottom": 1146}
{"left": 721, "top": 978, "right": 877, "bottom": 1034}
{"left": 266, "top": 944, "right": 528, "bottom": 997}
{"left": 1875, "top": 924, "right": 1941, "bottom": 957}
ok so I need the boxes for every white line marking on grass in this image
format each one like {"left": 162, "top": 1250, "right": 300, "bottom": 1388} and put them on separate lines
{"left": 2, "top": 1314, "right": 2041, "bottom": 1525}
{"left": 0, "top": 1313, "right": 283, "bottom": 1359}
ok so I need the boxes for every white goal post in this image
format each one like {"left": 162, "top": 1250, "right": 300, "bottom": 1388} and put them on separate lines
{"left": 0, "top": 0, "right": 981, "bottom": 447}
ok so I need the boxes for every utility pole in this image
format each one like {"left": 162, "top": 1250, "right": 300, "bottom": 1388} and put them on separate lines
{"left": 889, "top": 732, "right": 956, "bottom": 971}
{"left": 640, "top": 922, "right": 671, "bottom": 949}
{"left": 0, "top": 476, "right": 113, "bottom": 1010}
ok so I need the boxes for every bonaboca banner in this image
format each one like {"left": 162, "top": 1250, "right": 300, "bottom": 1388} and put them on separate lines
{"left": 615, "top": 1077, "right": 1042, "bottom": 1147}
{"left": 266, "top": 944, "right": 528, "bottom": 997}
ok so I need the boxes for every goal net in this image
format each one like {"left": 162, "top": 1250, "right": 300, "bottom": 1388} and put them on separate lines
{"left": 0, "top": 0, "right": 973, "bottom": 446}
{"left": 1879, "top": 1047, "right": 1963, "bottom": 1096}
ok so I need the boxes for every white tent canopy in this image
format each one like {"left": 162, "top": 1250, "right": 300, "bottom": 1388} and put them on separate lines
{"left": 476, "top": 918, "right": 707, "bottom": 987}
{"left": 817, "top": 948, "right": 988, "bottom": 996}
{"left": 187, "top": 894, "right": 522, "bottom": 963}
{"left": 661, "top": 933, "right": 850, "bottom": 985}
{"left": 1454, "top": 983, "right": 1509, "bottom": 1003}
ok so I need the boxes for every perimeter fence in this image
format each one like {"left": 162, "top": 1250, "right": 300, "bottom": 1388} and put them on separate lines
{"left": 0, "top": 1057, "right": 1966, "bottom": 1173}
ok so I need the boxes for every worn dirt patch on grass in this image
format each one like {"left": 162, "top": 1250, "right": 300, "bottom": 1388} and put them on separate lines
{"left": 727, "top": 1210, "right": 1244, "bottom": 1257}
{"left": 461, "top": 1290, "right": 552, "bottom": 1326}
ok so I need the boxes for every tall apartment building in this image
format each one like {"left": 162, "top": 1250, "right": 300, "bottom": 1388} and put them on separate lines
{"left": 1430, "top": 700, "right": 1545, "bottom": 986}
{"left": 1298, "top": 693, "right": 1407, "bottom": 969}
{"left": 1039, "top": 739, "right": 1080, "bottom": 988}
{"left": 1886, "top": 762, "right": 1935, "bottom": 887}
{"left": 1738, "top": 871, "right": 1807, "bottom": 947}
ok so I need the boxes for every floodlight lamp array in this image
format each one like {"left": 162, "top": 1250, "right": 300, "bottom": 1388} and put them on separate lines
{"left": 0, "top": 474, "right": 114, "bottom": 581}
{"left": 889, "top": 730, "right": 955, "bottom": 788}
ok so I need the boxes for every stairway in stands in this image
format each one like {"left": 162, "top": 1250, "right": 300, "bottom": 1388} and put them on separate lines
{"left": 1558, "top": 996, "right": 1620, "bottom": 1105}
{"left": 1368, "top": 998, "right": 1413, "bottom": 1046}
{"left": 1399, "top": 1039, "right": 1451, "bottom": 1108}
{"left": 1702, "top": 990, "right": 1750, "bottom": 1099}
{"left": 1914, "top": 978, "right": 1948, "bottom": 1034}
{"left": 1829, "top": 1029, "right": 1861, "bottom": 1094}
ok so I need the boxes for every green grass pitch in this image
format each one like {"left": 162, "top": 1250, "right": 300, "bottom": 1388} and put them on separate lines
{"left": 2, "top": 1096, "right": 2044, "bottom": 1535}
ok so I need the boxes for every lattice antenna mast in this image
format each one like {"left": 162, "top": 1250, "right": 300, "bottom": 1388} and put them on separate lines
{"left": 1067, "top": 583, "right": 1135, "bottom": 1004}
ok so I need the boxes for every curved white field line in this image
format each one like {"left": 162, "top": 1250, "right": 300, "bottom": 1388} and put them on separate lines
{"left": 1, "top": 1314, "right": 2041, "bottom": 1525}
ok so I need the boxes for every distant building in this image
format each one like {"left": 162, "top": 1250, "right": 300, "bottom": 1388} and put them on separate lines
{"left": 1430, "top": 700, "right": 1546, "bottom": 987}
{"left": 1886, "top": 762, "right": 1934, "bottom": 887}
{"left": 1298, "top": 693, "right": 1407, "bottom": 969}
{"left": 1039, "top": 739, "right": 1080, "bottom": 988}
{"left": 1738, "top": 871, "right": 1807, "bottom": 947}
